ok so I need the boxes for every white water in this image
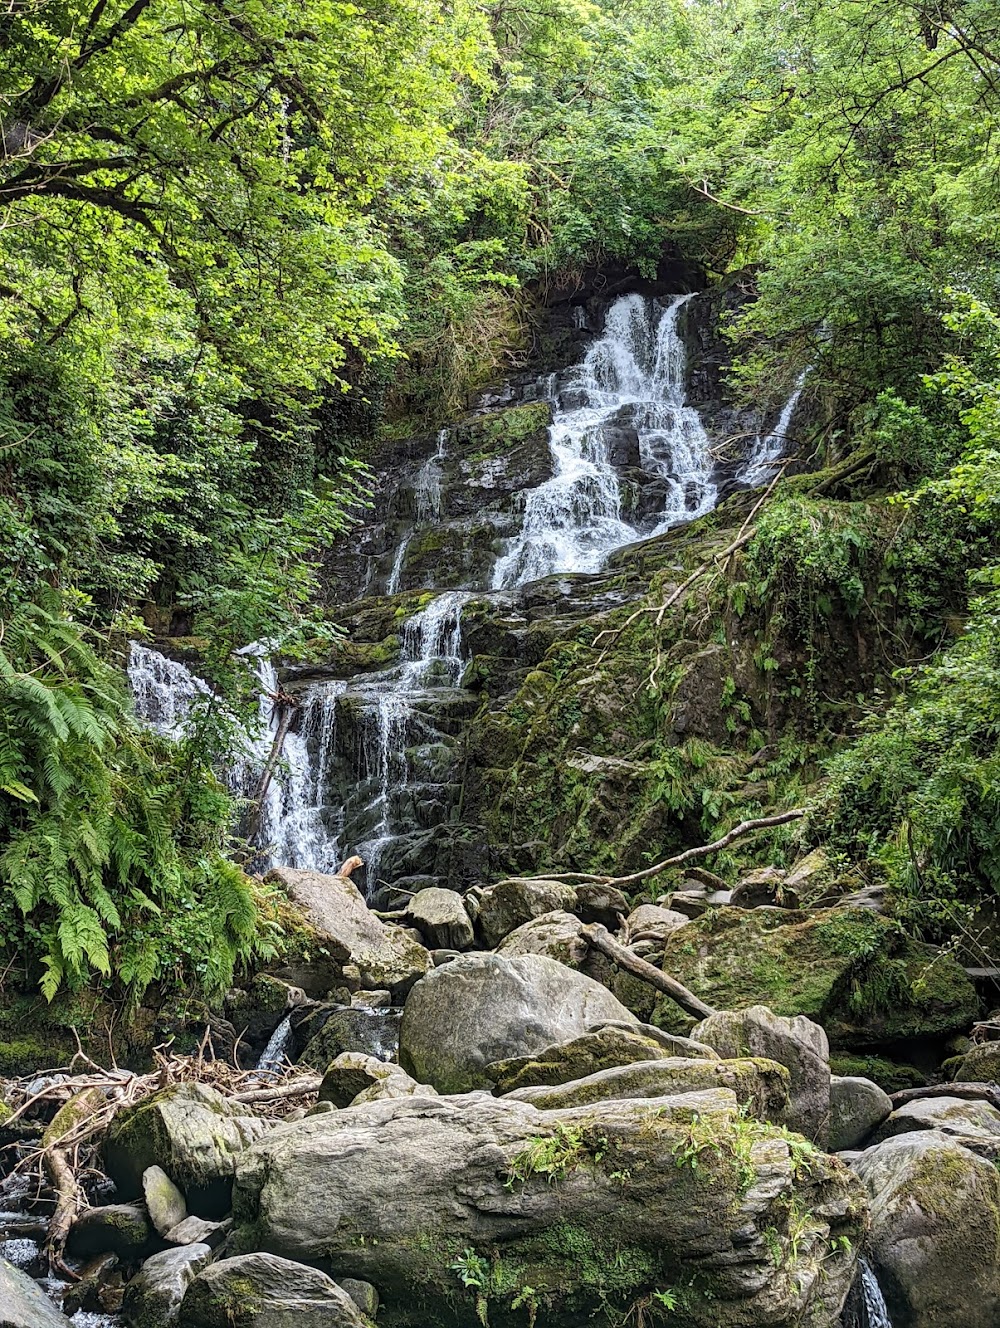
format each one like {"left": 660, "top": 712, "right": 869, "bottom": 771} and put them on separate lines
{"left": 492, "top": 293, "right": 716, "bottom": 587}
{"left": 386, "top": 428, "right": 449, "bottom": 593}
{"left": 127, "top": 643, "right": 209, "bottom": 736}
{"left": 858, "top": 1260, "right": 893, "bottom": 1328}
{"left": 256, "top": 1014, "right": 294, "bottom": 1075}
{"left": 742, "top": 369, "right": 808, "bottom": 487}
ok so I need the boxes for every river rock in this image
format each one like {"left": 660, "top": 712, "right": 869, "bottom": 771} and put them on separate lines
{"left": 399, "top": 952, "right": 635, "bottom": 1092}
{"left": 505, "top": 1056, "right": 790, "bottom": 1121}
{"left": 0, "top": 1257, "right": 74, "bottom": 1327}
{"left": 165, "top": 1215, "right": 231, "bottom": 1248}
{"left": 231, "top": 1088, "right": 865, "bottom": 1328}
{"left": 829, "top": 1076, "right": 892, "bottom": 1150}
{"left": 297, "top": 1005, "right": 401, "bottom": 1071}
{"left": 69, "top": 1203, "right": 153, "bottom": 1259}
{"left": 122, "top": 1244, "right": 213, "bottom": 1327}
{"left": 496, "top": 909, "right": 589, "bottom": 967}
{"left": 144, "top": 1164, "right": 188, "bottom": 1236}
{"left": 106, "top": 1082, "right": 272, "bottom": 1216}
{"left": 486, "top": 1025, "right": 678, "bottom": 1093}
{"left": 729, "top": 868, "right": 797, "bottom": 910}
{"left": 574, "top": 882, "right": 629, "bottom": 928}
{"left": 854, "top": 1131, "right": 1000, "bottom": 1327}
{"left": 948, "top": 1040, "right": 1000, "bottom": 1082}
{"left": 475, "top": 877, "right": 579, "bottom": 948}
{"left": 623, "top": 904, "right": 689, "bottom": 944}
{"left": 339, "top": 1278, "right": 378, "bottom": 1317}
{"left": 266, "top": 866, "right": 431, "bottom": 996}
{"left": 319, "top": 1052, "right": 433, "bottom": 1107}
{"left": 873, "top": 1094, "right": 1000, "bottom": 1142}
{"left": 403, "top": 887, "right": 474, "bottom": 950}
{"left": 694, "top": 1005, "right": 831, "bottom": 1144}
{"left": 181, "top": 1252, "right": 366, "bottom": 1327}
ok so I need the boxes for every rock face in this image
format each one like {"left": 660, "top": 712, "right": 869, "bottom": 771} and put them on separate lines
{"left": 623, "top": 904, "right": 689, "bottom": 944}
{"left": 948, "top": 1040, "right": 1000, "bottom": 1082}
{"left": 855, "top": 1131, "right": 1000, "bottom": 1328}
{"left": 0, "top": 1257, "right": 73, "bottom": 1327}
{"left": 873, "top": 1094, "right": 1000, "bottom": 1142}
{"left": 829, "top": 1076, "right": 892, "bottom": 1151}
{"left": 661, "top": 908, "right": 980, "bottom": 1048}
{"left": 181, "top": 1252, "right": 366, "bottom": 1327}
{"left": 232, "top": 1089, "right": 865, "bottom": 1328}
{"left": 122, "top": 1244, "right": 213, "bottom": 1328}
{"left": 399, "top": 953, "right": 635, "bottom": 1092}
{"left": 267, "top": 867, "right": 430, "bottom": 996}
{"left": 474, "top": 878, "right": 579, "bottom": 949}
{"left": 694, "top": 1005, "right": 831, "bottom": 1145}
{"left": 505, "top": 1056, "right": 790, "bottom": 1122}
{"left": 403, "top": 888, "right": 474, "bottom": 951}
{"left": 105, "top": 1082, "right": 272, "bottom": 1215}
{"left": 486, "top": 1025, "right": 689, "bottom": 1093}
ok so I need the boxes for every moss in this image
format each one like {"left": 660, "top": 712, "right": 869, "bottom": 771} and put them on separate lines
{"left": 0, "top": 1100, "right": 11, "bottom": 1125}
{"left": 828, "top": 1054, "right": 926, "bottom": 1093}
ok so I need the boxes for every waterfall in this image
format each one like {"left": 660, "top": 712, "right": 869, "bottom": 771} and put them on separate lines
{"left": 491, "top": 293, "right": 716, "bottom": 588}
{"left": 127, "top": 642, "right": 209, "bottom": 736}
{"left": 256, "top": 1014, "right": 294, "bottom": 1075}
{"left": 843, "top": 1259, "right": 893, "bottom": 1328}
{"left": 386, "top": 428, "right": 449, "bottom": 594}
{"left": 743, "top": 370, "right": 808, "bottom": 486}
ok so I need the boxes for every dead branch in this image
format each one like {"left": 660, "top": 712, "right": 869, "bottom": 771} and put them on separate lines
{"left": 888, "top": 1082, "right": 1000, "bottom": 1111}
{"left": 580, "top": 923, "right": 715, "bottom": 1020}
{"left": 231, "top": 1074, "right": 322, "bottom": 1104}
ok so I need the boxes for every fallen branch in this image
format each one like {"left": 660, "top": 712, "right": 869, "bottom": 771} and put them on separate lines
{"left": 531, "top": 810, "right": 806, "bottom": 889}
{"left": 888, "top": 1082, "right": 1000, "bottom": 1112}
{"left": 231, "top": 1074, "right": 322, "bottom": 1105}
{"left": 677, "top": 865, "right": 729, "bottom": 894}
{"left": 44, "top": 1142, "right": 81, "bottom": 1277}
{"left": 581, "top": 923, "right": 716, "bottom": 1020}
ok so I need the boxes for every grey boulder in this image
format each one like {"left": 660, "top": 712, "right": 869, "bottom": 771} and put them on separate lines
{"left": 404, "top": 887, "right": 474, "bottom": 951}
{"left": 68, "top": 1202, "right": 153, "bottom": 1259}
{"left": 0, "top": 1257, "right": 73, "bottom": 1327}
{"left": 623, "top": 904, "right": 690, "bottom": 944}
{"left": 486, "top": 1024, "right": 681, "bottom": 1093}
{"left": 873, "top": 1094, "right": 1000, "bottom": 1143}
{"left": 496, "top": 910, "right": 589, "bottom": 968}
{"left": 474, "top": 877, "right": 578, "bottom": 948}
{"left": 122, "top": 1244, "right": 213, "bottom": 1327}
{"left": 319, "top": 1051, "right": 435, "bottom": 1107}
{"left": 830, "top": 1076, "right": 893, "bottom": 1150}
{"left": 181, "top": 1252, "right": 365, "bottom": 1327}
{"left": 399, "top": 952, "right": 635, "bottom": 1092}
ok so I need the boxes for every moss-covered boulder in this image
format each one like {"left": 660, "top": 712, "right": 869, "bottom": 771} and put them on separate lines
{"left": 486, "top": 1025, "right": 709, "bottom": 1094}
{"left": 661, "top": 908, "right": 980, "bottom": 1048}
{"left": 496, "top": 910, "right": 589, "bottom": 967}
{"left": 181, "top": 1252, "right": 366, "bottom": 1327}
{"left": 474, "top": 878, "right": 579, "bottom": 949}
{"left": 231, "top": 1088, "right": 865, "bottom": 1328}
{"left": 947, "top": 1040, "right": 1000, "bottom": 1083}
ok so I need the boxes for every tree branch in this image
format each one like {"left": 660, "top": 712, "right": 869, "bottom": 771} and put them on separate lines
{"left": 580, "top": 923, "right": 716, "bottom": 1019}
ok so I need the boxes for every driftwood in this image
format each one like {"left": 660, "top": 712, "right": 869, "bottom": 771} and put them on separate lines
{"left": 232, "top": 1074, "right": 322, "bottom": 1104}
{"left": 580, "top": 923, "right": 716, "bottom": 1020}
{"left": 533, "top": 810, "right": 806, "bottom": 889}
{"left": 44, "top": 1142, "right": 81, "bottom": 1277}
{"left": 888, "top": 1081, "right": 1000, "bottom": 1112}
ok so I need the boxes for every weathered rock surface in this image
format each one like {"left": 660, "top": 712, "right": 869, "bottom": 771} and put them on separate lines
{"left": 854, "top": 1131, "right": 1000, "bottom": 1328}
{"left": 573, "top": 882, "right": 629, "bottom": 928}
{"left": 474, "top": 877, "right": 579, "bottom": 949}
{"left": 298, "top": 1005, "right": 401, "bottom": 1071}
{"left": 122, "top": 1244, "right": 213, "bottom": 1327}
{"left": 873, "top": 1094, "right": 1000, "bottom": 1143}
{"left": 505, "top": 1056, "right": 790, "bottom": 1121}
{"left": 662, "top": 908, "right": 980, "bottom": 1048}
{"left": 106, "top": 1082, "right": 272, "bottom": 1214}
{"left": 319, "top": 1052, "right": 434, "bottom": 1107}
{"left": 496, "top": 909, "right": 589, "bottom": 967}
{"left": 948, "top": 1040, "right": 1000, "bottom": 1083}
{"left": 181, "top": 1252, "right": 366, "bottom": 1327}
{"left": 267, "top": 867, "right": 430, "bottom": 996}
{"left": 829, "top": 1076, "right": 892, "bottom": 1151}
{"left": 0, "top": 1257, "right": 74, "bottom": 1327}
{"left": 694, "top": 1005, "right": 831, "bottom": 1144}
{"left": 144, "top": 1163, "right": 188, "bottom": 1236}
{"left": 399, "top": 952, "right": 635, "bottom": 1092}
{"left": 486, "top": 1025, "right": 684, "bottom": 1093}
{"left": 232, "top": 1089, "right": 865, "bottom": 1328}
{"left": 623, "top": 904, "right": 689, "bottom": 944}
{"left": 403, "top": 888, "right": 474, "bottom": 951}
{"left": 68, "top": 1203, "right": 153, "bottom": 1260}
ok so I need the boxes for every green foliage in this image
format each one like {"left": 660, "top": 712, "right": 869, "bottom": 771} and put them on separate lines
{"left": 506, "top": 1122, "right": 608, "bottom": 1188}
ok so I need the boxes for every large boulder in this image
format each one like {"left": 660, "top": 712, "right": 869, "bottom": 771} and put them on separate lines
{"left": 474, "top": 877, "right": 579, "bottom": 949}
{"left": 319, "top": 1052, "right": 434, "bottom": 1107}
{"left": 948, "top": 1040, "right": 1000, "bottom": 1083}
{"left": 69, "top": 1202, "right": 153, "bottom": 1260}
{"left": 829, "top": 1076, "right": 892, "bottom": 1151}
{"left": 231, "top": 1089, "right": 865, "bottom": 1328}
{"left": 506, "top": 1056, "right": 790, "bottom": 1122}
{"left": 399, "top": 953, "right": 635, "bottom": 1092}
{"left": 854, "top": 1131, "right": 1000, "bottom": 1327}
{"left": 297, "top": 1005, "right": 401, "bottom": 1072}
{"left": 267, "top": 867, "right": 430, "bottom": 996}
{"left": 623, "top": 904, "right": 690, "bottom": 945}
{"left": 496, "top": 910, "right": 589, "bottom": 968}
{"left": 486, "top": 1025, "right": 698, "bottom": 1094}
{"left": 403, "top": 888, "right": 474, "bottom": 951}
{"left": 694, "top": 1005, "right": 831, "bottom": 1145}
{"left": 105, "top": 1082, "right": 272, "bottom": 1216}
{"left": 662, "top": 908, "right": 980, "bottom": 1048}
{"left": 181, "top": 1253, "right": 365, "bottom": 1327}
{"left": 122, "top": 1244, "right": 213, "bottom": 1328}
{"left": 873, "top": 1094, "right": 1000, "bottom": 1143}
{"left": 0, "top": 1258, "right": 73, "bottom": 1327}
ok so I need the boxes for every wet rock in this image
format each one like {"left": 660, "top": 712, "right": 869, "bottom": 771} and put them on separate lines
{"left": 573, "top": 882, "right": 629, "bottom": 928}
{"left": 181, "top": 1252, "right": 366, "bottom": 1327}
{"left": 122, "top": 1244, "right": 213, "bottom": 1327}
{"left": 729, "top": 868, "right": 798, "bottom": 910}
{"left": 694, "top": 1005, "right": 831, "bottom": 1144}
{"left": 144, "top": 1164, "right": 188, "bottom": 1236}
{"left": 403, "top": 887, "right": 474, "bottom": 951}
{"left": 267, "top": 867, "right": 431, "bottom": 997}
{"left": 505, "top": 1055, "right": 790, "bottom": 1121}
{"left": 165, "top": 1215, "right": 231, "bottom": 1248}
{"left": 496, "top": 909, "right": 589, "bottom": 967}
{"left": 486, "top": 1025, "right": 678, "bottom": 1093}
{"left": 474, "top": 877, "right": 579, "bottom": 949}
{"left": 106, "top": 1082, "right": 272, "bottom": 1217}
{"left": 68, "top": 1203, "right": 153, "bottom": 1260}
{"left": 298, "top": 1005, "right": 401, "bottom": 1071}
{"left": 232, "top": 1088, "right": 864, "bottom": 1328}
{"left": 61, "top": 1251, "right": 122, "bottom": 1317}
{"left": 855, "top": 1131, "right": 1000, "bottom": 1327}
{"left": 873, "top": 1094, "right": 1000, "bottom": 1143}
{"left": 399, "top": 952, "right": 635, "bottom": 1092}
{"left": 829, "top": 1076, "right": 893, "bottom": 1150}
{"left": 318, "top": 1052, "right": 434, "bottom": 1107}
{"left": 0, "top": 1256, "right": 74, "bottom": 1327}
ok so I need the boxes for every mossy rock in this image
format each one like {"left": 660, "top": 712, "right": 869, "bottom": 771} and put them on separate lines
{"left": 946, "top": 1041, "right": 1000, "bottom": 1083}
{"left": 829, "top": 1054, "right": 927, "bottom": 1094}
{"left": 659, "top": 907, "right": 980, "bottom": 1049}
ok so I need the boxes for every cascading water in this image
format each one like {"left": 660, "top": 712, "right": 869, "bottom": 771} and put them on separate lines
{"left": 742, "top": 369, "right": 808, "bottom": 487}
{"left": 255, "top": 1014, "right": 295, "bottom": 1075}
{"left": 127, "top": 643, "right": 209, "bottom": 736}
{"left": 491, "top": 293, "right": 716, "bottom": 588}
{"left": 843, "top": 1258, "right": 893, "bottom": 1328}
{"left": 386, "top": 428, "right": 449, "bottom": 594}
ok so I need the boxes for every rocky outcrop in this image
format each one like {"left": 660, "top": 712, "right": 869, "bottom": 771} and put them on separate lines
{"left": 231, "top": 1088, "right": 865, "bottom": 1328}
{"left": 181, "top": 1252, "right": 366, "bottom": 1327}
{"left": 122, "top": 1245, "right": 213, "bottom": 1328}
{"left": 399, "top": 953, "right": 635, "bottom": 1092}
{"left": 854, "top": 1131, "right": 1000, "bottom": 1328}
{"left": 266, "top": 867, "right": 430, "bottom": 996}
{"left": 0, "top": 1258, "right": 73, "bottom": 1327}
